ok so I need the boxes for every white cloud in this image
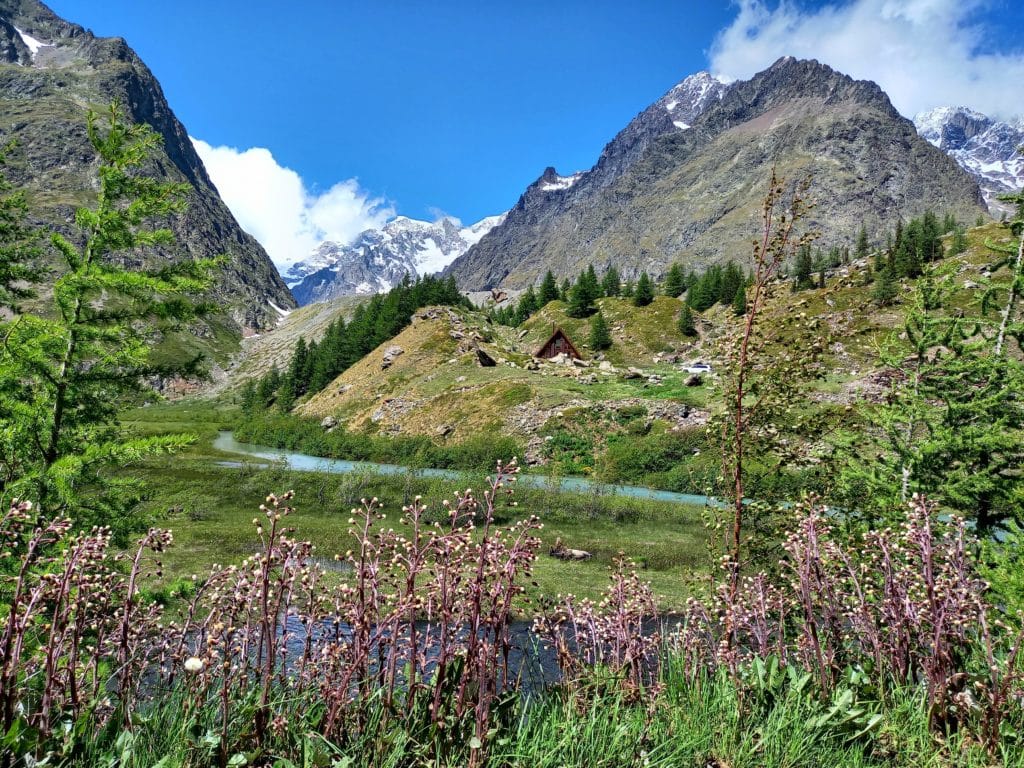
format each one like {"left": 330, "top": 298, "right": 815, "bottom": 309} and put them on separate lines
{"left": 191, "top": 138, "right": 394, "bottom": 269}
{"left": 710, "top": 0, "right": 1024, "bottom": 120}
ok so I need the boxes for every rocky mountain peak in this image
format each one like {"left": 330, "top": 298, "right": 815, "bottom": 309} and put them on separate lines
{"left": 913, "top": 106, "right": 1024, "bottom": 211}
{"left": 285, "top": 213, "right": 506, "bottom": 305}
{"left": 445, "top": 58, "right": 984, "bottom": 291}
{"left": 0, "top": 0, "right": 295, "bottom": 340}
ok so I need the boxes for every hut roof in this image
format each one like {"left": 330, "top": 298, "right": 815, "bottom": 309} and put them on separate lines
{"left": 534, "top": 326, "right": 583, "bottom": 360}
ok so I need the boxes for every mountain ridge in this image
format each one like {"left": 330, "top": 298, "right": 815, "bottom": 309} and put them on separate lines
{"left": 0, "top": 0, "right": 295, "bottom": 345}
{"left": 286, "top": 213, "right": 505, "bottom": 305}
{"left": 913, "top": 106, "right": 1024, "bottom": 211}
{"left": 444, "top": 57, "right": 986, "bottom": 290}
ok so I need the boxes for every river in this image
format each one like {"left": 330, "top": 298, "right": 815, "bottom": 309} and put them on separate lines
{"left": 213, "top": 431, "right": 719, "bottom": 507}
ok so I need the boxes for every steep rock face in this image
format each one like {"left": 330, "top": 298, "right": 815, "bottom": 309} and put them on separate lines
{"left": 914, "top": 107, "right": 1024, "bottom": 211}
{"left": 447, "top": 58, "right": 986, "bottom": 290}
{"left": 0, "top": 0, "right": 295, "bottom": 343}
{"left": 287, "top": 214, "right": 505, "bottom": 305}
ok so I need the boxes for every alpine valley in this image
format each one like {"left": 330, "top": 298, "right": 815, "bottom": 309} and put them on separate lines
{"left": 3, "top": 1, "right": 1024, "bottom": 766}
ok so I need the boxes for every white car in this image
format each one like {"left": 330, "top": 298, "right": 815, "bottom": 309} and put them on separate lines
{"left": 684, "top": 362, "right": 712, "bottom": 374}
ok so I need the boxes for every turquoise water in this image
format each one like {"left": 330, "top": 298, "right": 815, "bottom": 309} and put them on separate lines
{"left": 213, "top": 431, "right": 720, "bottom": 507}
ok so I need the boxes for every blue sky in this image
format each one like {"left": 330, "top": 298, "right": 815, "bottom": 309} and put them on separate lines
{"left": 47, "top": 0, "right": 1024, "bottom": 268}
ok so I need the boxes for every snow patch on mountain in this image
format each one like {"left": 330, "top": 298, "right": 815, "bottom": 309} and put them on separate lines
{"left": 540, "top": 173, "right": 583, "bottom": 192}
{"left": 914, "top": 106, "right": 1024, "bottom": 211}
{"left": 14, "top": 26, "right": 52, "bottom": 57}
{"left": 284, "top": 213, "right": 506, "bottom": 305}
{"left": 659, "top": 71, "right": 730, "bottom": 129}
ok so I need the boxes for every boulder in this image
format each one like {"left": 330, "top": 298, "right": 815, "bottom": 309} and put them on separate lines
{"left": 320, "top": 415, "right": 338, "bottom": 429}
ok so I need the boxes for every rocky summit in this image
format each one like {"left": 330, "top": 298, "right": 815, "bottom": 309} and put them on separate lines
{"left": 286, "top": 213, "right": 505, "bottom": 305}
{"left": 0, "top": 0, "right": 295, "bottom": 345}
{"left": 914, "top": 106, "right": 1024, "bottom": 212}
{"left": 445, "top": 58, "right": 986, "bottom": 290}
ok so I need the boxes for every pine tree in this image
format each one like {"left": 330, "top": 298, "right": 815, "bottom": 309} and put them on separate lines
{"left": 589, "top": 309, "right": 612, "bottom": 350}
{"left": 239, "top": 379, "right": 258, "bottom": 414}
{"left": 678, "top": 300, "right": 697, "bottom": 336}
{"left": 663, "top": 263, "right": 685, "bottom": 297}
{"left": 872, "top": 267, "right": 897, "bottom": 306}
{"left": 0, "top": 104, "right": 215, "bottom": 531}
{"left": 0, "top": 146, "right": 42, "bottom": 311}
{"left": 836, "top": 274, "right": 1024, "bottom": 533}
{"left": 732, "top": 282, "right": 747, "bottom": 316}
{"left": 600, "top": 265, "right": 621, "bottom": 297}
{"left": 515, "top": 285, "right": 539, "bottom": 323}
{"left": 949, "top": 226, "right": 968, "bottom": 256}
{"left": 559, "top": 278, "right": 572, "bottom": 301}
{"left": 720, "top": 262, "right": 743, "bottom": 306}
{"left": 539, "top": 270, "right": 559, "bottom": 305}
{"left": 585, "top": 264, "right": 600, "bottom": 297}
{"left": 633, "top": 272, "right": 654, "bottom": 307}
{"left": 855, "top": 225, "right": 869, "bottom": 261}
{"left": 793, "top": 245, "right": 814, "bottom": 290}
{"left": 567, "top": 271, "right": 598, "bottom": 318}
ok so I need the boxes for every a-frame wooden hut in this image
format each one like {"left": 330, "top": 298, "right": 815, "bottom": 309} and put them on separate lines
{"left": 535, "top": 326, "right": 583, "bottom": 360}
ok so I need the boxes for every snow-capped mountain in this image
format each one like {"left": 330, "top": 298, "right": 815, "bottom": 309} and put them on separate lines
{"left": 656, "top": 70, "right": 731, "bottom": 131}
{"left": 914, "top": 107, "right": 1024, "bottom": 211}
{"left": 285, "top": 214, "right": 506, "bottom": 305}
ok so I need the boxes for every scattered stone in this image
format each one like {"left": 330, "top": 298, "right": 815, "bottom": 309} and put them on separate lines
{"left": 550, "top": 538, "right": 592, "bottom": 561}
{"left": 598, "top": 360, "right": 617, "bottom": 373}
{"left": 571, "top": 357, "right": 590, "bottom": 368}
{"left": 381, "top": 345, "right": 404, "bottom": 369}
{"left": 320, "top": 415, "right": 337, "bottom": 430}
{"left": 517, "top": 329, "right": 529, "bottom": 340}
{"left": 476, "top": 347, "right": 497, "bottom": 367}
{"left": 684, "top": 374, "right": 703, "bottom": 387}
{"left": 455, "top": 375, "right": 467, "bottom": 383}
{"left": 437, "top": 424, "right": 454, "bottom": 437}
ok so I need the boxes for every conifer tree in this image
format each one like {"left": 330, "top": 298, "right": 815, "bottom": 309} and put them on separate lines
{"left": 872, "top": 267, "right": 897, "bottom": 306}
{"left": 0, "top": 146, "right": 42, "bottom": 311}
{"left": 855, "top": 225, "right": 869, "bottom": 261}
{"left": 663, "top": 263, "right": 685, "bottom": 297}
{"left": 949, "top": 226, "right": 968, "bottom": 256}
{"left": 633, "top": 272, "right": 654, "bottom": 307}
{"left": 538, "top": 270, "right": 559, "bottom": 305}
{"left": 589, "top": 309, "right": 612, "bottom": 350}
{"left": 0, "top": 104, "right": 215, "bottom": 529}
{"left": 720, "top": 262, "right": 743, "bottom": 306}
{"left": 559, "top": 277, "right": 572, "bottom": 301}
{"left": 600, "top": 265, "right": 621, "bottom": 297}
{"left": 836, "top": 272, "right": 1024, "bottom": 533}
{"left": 793, "top": 245, "right": 815, "bottom": 290}
{"left": 585, "top": 264, "right": 600, "bottom": 297}
{"left": 732, "top": 282, "right": 747, "bottom": 316}
{"left": 567, "top": 269, "right": 599, "bottom": 318}
{"left": 678, "top": 300, "right": 697, "bottom": 337}
{"left": 515, "top": 285, "right": 539, "bottom": 323}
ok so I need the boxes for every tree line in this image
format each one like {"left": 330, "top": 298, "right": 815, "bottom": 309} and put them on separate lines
{"left": 243, "top": 274, "right": 469, "bottom": 412}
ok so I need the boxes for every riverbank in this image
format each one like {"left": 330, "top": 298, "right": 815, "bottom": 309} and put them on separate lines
{"left": 121, "top": 402, "right": 710, "bottom": 609}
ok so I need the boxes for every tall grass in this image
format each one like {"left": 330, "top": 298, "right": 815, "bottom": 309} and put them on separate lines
{"left": 2, "top": 473, "right": 1023, "bottom": 766}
